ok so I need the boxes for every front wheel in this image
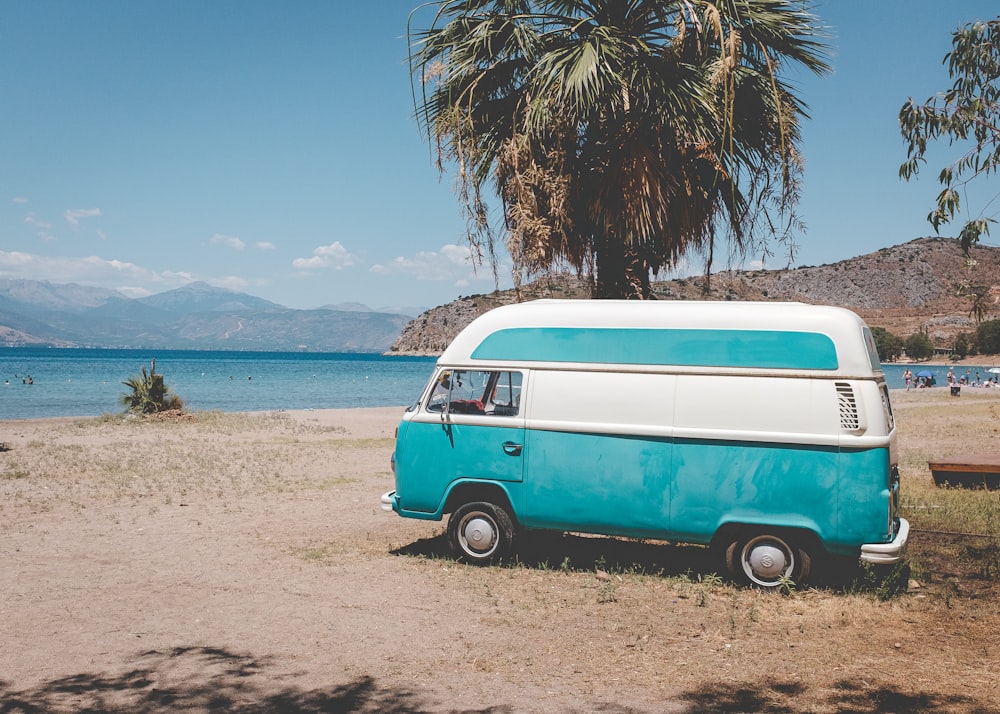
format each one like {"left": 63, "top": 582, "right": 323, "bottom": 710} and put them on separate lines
{"left": 447, "top": 501, "right": 516, "bottom": 565}
{"left": 724, "top": 530, "right": 812, "bottom": 589}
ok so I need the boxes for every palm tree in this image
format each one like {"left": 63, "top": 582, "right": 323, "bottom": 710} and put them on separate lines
{"left": 121, "top": 358, "right": 184, "bottom": 414}
{"left": 410, "top": 0, "right": 830, "bottom": 298}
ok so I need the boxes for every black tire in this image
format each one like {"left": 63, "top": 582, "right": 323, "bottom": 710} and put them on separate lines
{"left": 724, "top": 529, "right": 812, "bottom": 589}
{"left": 447, "top": 501, "right": 516, "bottom": 565}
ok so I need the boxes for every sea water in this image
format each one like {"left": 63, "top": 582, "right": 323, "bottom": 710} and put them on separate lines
{"left": 881, "top": 363, "right": 1000, "bottom": 390}
{"left": 0, "top": 348, "right": 437, "bottom": 420}
{"left": 3, "top": 348, "right": 997, "bottom": 420}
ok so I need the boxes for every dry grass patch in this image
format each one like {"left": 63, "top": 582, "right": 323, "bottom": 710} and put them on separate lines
{"left": 893, "top": 390, "right": 1000, "bottom": 597}
{"left": 0, "top": 411, "right": 385, "bottom": 510}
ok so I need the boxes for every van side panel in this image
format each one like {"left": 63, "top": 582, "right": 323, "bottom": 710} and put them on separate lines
{"left": 526, "top": 370, "right": 676, "bottom": 437}
{"left": 670, "top": 439, "right": 840, "bottom": 544}
{"left": 673, "top": 376, "right": 839, "bottom": 443}
{"left": 518, "top": 370, "right": 894, "bottom": 549}
{"left": 837, "top": 447, "right": 895, "bottom": 549}
{"left": 519, "top": 370, "right": 675, "bottom": 534}
{"left": 520, "top": 430, "right": 672, "bottom": 535}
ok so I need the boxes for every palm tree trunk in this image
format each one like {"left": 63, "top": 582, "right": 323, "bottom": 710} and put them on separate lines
{"left": 595, "top": 237, "right": 650, "bottom": 299}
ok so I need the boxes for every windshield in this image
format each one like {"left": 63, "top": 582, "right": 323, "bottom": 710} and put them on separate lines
{"left": 862, "top": 326, "right": 883, "bottom": 371}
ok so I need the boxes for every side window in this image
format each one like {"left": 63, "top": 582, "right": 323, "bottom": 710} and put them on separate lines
{"left": 487, "top": 370, "right": 522, "bottom": 416}
{"left": 424, "top": 369, "right": 522, "bottom": 417}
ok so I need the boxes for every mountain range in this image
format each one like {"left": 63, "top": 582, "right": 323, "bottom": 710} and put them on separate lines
{"left": 0, "top": 280, "right": 416, "bottom": 352}
{"left": 4, "top": 237, "right": 999, "bottom": 354}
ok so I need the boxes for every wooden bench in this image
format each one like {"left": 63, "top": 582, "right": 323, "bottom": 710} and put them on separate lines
{"left": 927, "top": 455, "right": 1000, "bottom": 490}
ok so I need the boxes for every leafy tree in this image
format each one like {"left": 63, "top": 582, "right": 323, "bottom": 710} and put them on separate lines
{"left": 953, "top": 331, "right": 973, "bottom": 358}
{"left": 904, "top": 332, "right": 935, "bottom": 362}
{"left": 899, "top": 17, "right": 1000, "bottom": 254}
{"left": 871, "top": 326, "right": 903, "bottom": 362}
{"left": 121, "top": 358, "right": 184, "bottom": 414}
{"left": 410, "top": 0, "right": 830, "bottom": 298}
{"left": 975, "top": 319, "right": 1000, "bottom": 354}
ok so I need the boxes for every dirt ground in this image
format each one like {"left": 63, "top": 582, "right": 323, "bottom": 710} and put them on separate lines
{"left": 1, "top": 402, "right": 998, "bottom": 713}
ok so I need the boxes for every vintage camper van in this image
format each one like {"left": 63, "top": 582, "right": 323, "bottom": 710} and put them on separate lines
{"left": 381, "top": 300, "right": 909, "bottom": 587}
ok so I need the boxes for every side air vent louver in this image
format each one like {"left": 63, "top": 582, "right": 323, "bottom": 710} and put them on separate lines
{"left": 835, "top": 382, "right": 861, "bottom": 431}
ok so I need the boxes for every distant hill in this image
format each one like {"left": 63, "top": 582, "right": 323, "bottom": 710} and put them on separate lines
{"left": 136, "top": 281, "right": 282, "bottom": 315}
{"left": 319, "top": 301, "right": 428, "bottom": 316}
{"left": 389, "top": 237, "right": 1000, "bottom": 354}
{"left": 0, "top": 280, "right": 413, "bottom": 352}
{"left": 7, "top": 238, "right": 998, "bottom": 354}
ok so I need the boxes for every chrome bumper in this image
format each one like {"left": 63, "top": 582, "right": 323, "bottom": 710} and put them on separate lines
{"left": 381, "top": 490, "right": 397, "bottom": 513}
{"left": 860, "top": 518, "right": 910, "bottom": 565}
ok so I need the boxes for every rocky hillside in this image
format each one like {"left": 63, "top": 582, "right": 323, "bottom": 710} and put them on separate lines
{"left": 390, "top": 237, "right": 1000, "bottom": 354}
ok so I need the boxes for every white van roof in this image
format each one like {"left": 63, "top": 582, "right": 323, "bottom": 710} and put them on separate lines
{"left": 438, "top": 300, "right": 882, "bottom": 377}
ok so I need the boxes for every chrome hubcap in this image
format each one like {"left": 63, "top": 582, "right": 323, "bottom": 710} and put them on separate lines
{"left": 462, "top": 516, "right": 496, "bottom": 553}
{"left": 747, "top": 543, "right": 788, "bottom": 580}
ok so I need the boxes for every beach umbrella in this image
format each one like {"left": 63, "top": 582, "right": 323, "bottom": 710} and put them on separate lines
{"left": 915, "top": 370, "right": 934, "bottom": 378}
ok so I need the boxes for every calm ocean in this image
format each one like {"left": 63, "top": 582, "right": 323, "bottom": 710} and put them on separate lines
{"left": 0, "top": 348, "right": 437, "bottom": 420}
{"left": 881, "top": 363, "right": 999, "bottom": 390}
{"left": 2, "top": 348, "right": 997, "bottom": 420}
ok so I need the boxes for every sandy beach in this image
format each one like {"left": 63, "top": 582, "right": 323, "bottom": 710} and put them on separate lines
{"left": 896, "top": 356, "right": 1000, "bottom": 368}
{"left": 1, "top": 399, "right": 998, "bottom": 712}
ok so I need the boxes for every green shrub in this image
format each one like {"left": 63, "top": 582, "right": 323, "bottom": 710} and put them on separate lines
{"left": 121, "top": 358, "right": 184, "bottom": 414}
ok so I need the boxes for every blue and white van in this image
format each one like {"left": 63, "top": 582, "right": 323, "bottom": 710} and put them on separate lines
{"left": 382, "top": 300, "right": 909, "bottom": 587}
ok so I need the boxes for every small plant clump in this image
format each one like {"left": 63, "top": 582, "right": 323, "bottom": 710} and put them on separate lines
{"left": 120, "top": 358, "right": 184, "bottom": 415}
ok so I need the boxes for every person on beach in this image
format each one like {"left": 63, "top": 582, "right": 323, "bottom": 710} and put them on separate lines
{"left": 904, "top": 368, "right": 912, "bottom": 390}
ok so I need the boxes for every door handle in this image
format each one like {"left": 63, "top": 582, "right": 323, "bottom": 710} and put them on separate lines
{"left": 502, "top": 441, "right": 523, "bottom": 456}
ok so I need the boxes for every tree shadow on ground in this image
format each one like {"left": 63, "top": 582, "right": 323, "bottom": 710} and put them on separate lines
{"left": 677, "top": 678, "right": 993, "bottom": 714}
{"left": 1, "top": 649, "right": 993, "bottom": 714}
{"left": 392, "top": 531, "right": 901, "bottom": 594}
{"left": 0, "top": 646, "right": 510, "bottom": 714}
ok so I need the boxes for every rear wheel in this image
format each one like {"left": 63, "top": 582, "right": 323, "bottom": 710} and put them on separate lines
{"left": 724, "top": 530, "right": 812, "bottom": 589}
{"left": 447, "top": 501, "right": 516, "bottom": 565}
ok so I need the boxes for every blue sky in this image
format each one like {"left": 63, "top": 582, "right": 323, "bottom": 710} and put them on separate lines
{"left": 2, "top": 1, "right": 997, "bottom": 312}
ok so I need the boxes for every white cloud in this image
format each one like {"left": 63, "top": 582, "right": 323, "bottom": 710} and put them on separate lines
{"left": 64, "top": 208, "right": 101, "bottom": 227}
{"left": 0, "top": 250, "right": 272, "bottom": 303}
{"left": 12, "top": 197, "right": 28, "bottom": 204}
{"left": 23, "top": 214, "right": 55, "bottom": 241}
{"left": 255, "top": 241, "right": 276, "bottom": 250}
{"left": 0, "top": 250, "right": 34, "bottom": 267}
{"left": 211, "top": 233, "right": 246, "bottom": 250}
{"left": 292, "top": 241, "right": 355, "bottom": 270}
{"left": 0, "top": 251, "right": 148, "bottom": 284}
{"left": 0, "top": 250, "right": 195, "bottom": 294}
{"left": 24, "top": 214, "right": 51, "bottom": 230}
{"left": 370, "top": 243, "right": 496, "bottom": 284}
